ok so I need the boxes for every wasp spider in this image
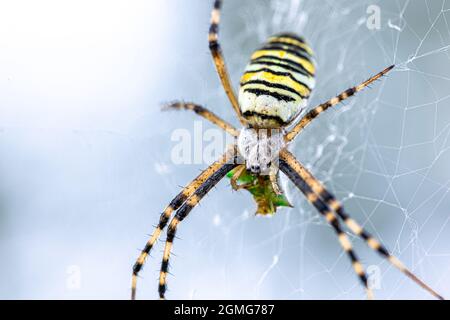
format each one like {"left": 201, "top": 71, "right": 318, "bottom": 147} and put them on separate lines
{"left": 131, "top": 0, "right": 444, "bottom": 300}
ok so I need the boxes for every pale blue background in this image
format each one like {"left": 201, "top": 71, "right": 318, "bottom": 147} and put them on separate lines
{"left": 0, "top": 0, "right": 449, "bottom": 299}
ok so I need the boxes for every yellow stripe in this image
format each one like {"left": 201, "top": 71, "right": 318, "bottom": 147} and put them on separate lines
{"left": 353, "top": 261, "right": 364, "bottom": 275}
{"left": 367, "top": 237, "right": 380, "bottom": 250}
{"left": 269, "top": 36, "right": 314, "bottom": 56}
{"left": 325, "top": 212, "right": 335, "bottom": 222}
{"left": 159, "top": 272, "right": 167, "bottom": 285}
{"left": 186, "top": 194, "right": 200, "bottom": 206}
{"left": 346, "top": 218, "right": 363, "bottom": 235}
{"left": 241, "top": 71, "right": 310, "bottom": 97}
{"left": 245, "top": 63, "right": 315, "bottom": 87}
{"left": 338, "top": 233, "right": 352, "bottom": 251}
{"left": 163, "top": 242, "right": 173, "bottom": 261}
{"left": 251, "top": 50, "right": 315, "bottom": 75}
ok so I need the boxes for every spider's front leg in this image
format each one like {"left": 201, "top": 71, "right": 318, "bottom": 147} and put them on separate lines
{"left": 285, "top": 65, "right": 395, "bottom": 142}
{"left": 131, "top": 146, "right": 237, "bottom": 300}
{"left": 208, "top": 0, "right": 247, "bottom": 125}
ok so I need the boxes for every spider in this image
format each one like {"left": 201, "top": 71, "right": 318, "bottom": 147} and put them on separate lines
{"left": 131, "top": 0, "right": 444, "bottom": 300}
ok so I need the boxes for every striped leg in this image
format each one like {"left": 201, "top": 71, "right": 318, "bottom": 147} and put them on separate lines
{"left": 163, "top": 101, "right": 239, "bottom": 136}
{"left": 280, "top": 149, "right": 444, "bottom": 300}
{"left": 131, "top": 148, "right": 236, "bottom": 300}
{"left": 285, "top": 65, "right": 394, "bottom": 142}
{"left": 208, "top": 0, "right": 247, "bottom": 125}
{"left": 159, "top": 161, "right": 238, "bottom": 299}
{"left": 279, "top": 154, "right": 373, "bottom": 299}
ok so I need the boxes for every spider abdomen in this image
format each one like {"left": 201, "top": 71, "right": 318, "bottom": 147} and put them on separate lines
{"left": 239, "top": 33, "right": 316, "bottom": 128}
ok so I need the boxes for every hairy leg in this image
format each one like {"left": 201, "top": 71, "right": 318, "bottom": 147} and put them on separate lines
{"left": 163, "top": 101, "right": 239, "bottom": 136}
{"left": 285, "top": 65, "right": 394, "bottom": 142}
{"left": 280, "top": 149, "right": 444, "bottom": 300}
{"left": 208, "top": 0, "right": 247, "bottom": 125}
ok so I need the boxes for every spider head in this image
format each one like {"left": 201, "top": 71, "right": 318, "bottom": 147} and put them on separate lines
{"left": 237, "top": 127, "right": 285, "bottom": 174}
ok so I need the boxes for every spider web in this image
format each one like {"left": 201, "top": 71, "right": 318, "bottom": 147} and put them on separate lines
{"left": 0, "top": 0, "right": 449, "bottom": 300}
{"left": 157, "top": 0, "right": 450, "bottom": 300}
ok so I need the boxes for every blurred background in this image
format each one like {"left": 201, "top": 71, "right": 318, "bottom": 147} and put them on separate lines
{"left": 0, "top": 0, "right": 449, "bottom": 299}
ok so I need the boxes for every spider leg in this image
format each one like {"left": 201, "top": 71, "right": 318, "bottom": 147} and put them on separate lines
{"left": 230, "top": 164, "right": 247, "bottom": 190}
{"left": 158, "top": 159, "right": 238, "bottom": 299}
{"left": 208, "top": 0, "right": 247, "bottom": 125}
{"left": 285, "top": 65, "right": 394, "bottom": 142}
{"left": 279, "top": 151, "right": 373, "bottom": 299}
{"left": 280, "top": 149, "right": 444, "bottom": 300}
{"left": 163, "top": 101, "right": 239, "bottom": 137}
{"left": 269, "top": 165, "right": 282, "bottom": 195}
{"left": 131, "top": 146, "right": 237, "bottom": 300}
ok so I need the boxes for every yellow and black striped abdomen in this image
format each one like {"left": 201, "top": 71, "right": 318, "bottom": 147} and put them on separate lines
{"left": 238, "top": 33, "right": 316, "bottom": 128}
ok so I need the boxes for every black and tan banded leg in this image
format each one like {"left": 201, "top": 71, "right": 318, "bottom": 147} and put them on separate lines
{"left": 208, "top": 0, "right": 247, "bottom": 125}
{"left": 280, "top": 149, "right": 444, "bottom": 300}
{"left": 230, "top": 164, "right": 247, "bottom": 190}
{"left": 285, "top": 65, "right": 395, "bottom": 142}
{"left": 131, "top": 147, "right": 237, "bottom": 300}
{"left": 279, "top": 152, "right": 373, "bottom": 299}
{"left": 163, "top": 101, "right": 239, "bottom": 137}
{"left": 158, "top": 160, "right": 238, "bottom": 299}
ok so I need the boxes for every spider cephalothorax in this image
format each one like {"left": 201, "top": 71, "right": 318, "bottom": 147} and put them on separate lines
{"left": 237, "top": 127, "right": 285, "bottom": 174}
{"left": 131, "top": 0, "right": 444, "bottom": 301}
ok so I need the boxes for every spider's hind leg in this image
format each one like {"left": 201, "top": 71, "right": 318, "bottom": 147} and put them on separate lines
{"left": 279, "top": 151, "right": 373, "bottom": 299}
{"left": 280, "top": 149, "right": 444, "bottom": 300}
{"left": 285, "top": 65, "right": 394, "bottom": 142}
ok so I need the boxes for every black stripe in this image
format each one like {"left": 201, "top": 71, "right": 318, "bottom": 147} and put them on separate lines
{"left": 376, "top": 244, "right": 390, "bottom": 257}
{"left": 244, "top": 67, "right": 312, "bottom": 91}
{"left": 240, "top": 79, "right": 306, "bottom": 99}
{"left": 251, "top": 56, "right": 313, "bottom": 77}
{"left": 260, "top": 45, "right": 312, "bottom": 62}
{"left": 175, "top": 163, "right": 236, "bottom": 222}
{"left": 311, "top": 198, "right": 329, "bottom": 214}
{"left": 166, "top": 225, "right": 176, "bottom": 242}
{"left": 209, "top": 40, "right": 219, "bottom": 51}
{"left": 132, "top": 262, "right": 143, "bottom": 274}
{"left": 242, "top": 111, "right": 286, "bottom": 125}
{"left": 209, "top": 23, "right": 218, "bottom": 34}
{"left": 191, "top": 104, "right": 207, "bottom": 114}
{"left": 169, "top": 193, "right": 188, "bottom": 210}
{"left": 348, "top": 250, "right": 358, "bottom": 262}
{"left": 248, "top": 60, "right": 311, "bottom": 79}
{"left": 344, "top": 87, "right": 356, "bottom": 97}
{"left": 161, "top": 259, "right": 169, "bottom": 273}
{"left": 307, "top": 108, "right": 320, "bottom": 118}
{"left": 242, "top": 88, "right": 296, "bottom": 102}
{"left": 213, "top": 0, "right": 221, "bottom": 9}
{"left": 268, "top": 40, "right": 310, "bottom": 54}
{"left": 158, "top": 284, "right": 165, "bottom": 298}
{"left": 272, "top": 33, "right": 306, "bottom": 44}
{"left": 359, "top": 274, "right": 368, "bottom": 286}
{"left": 319, "top": 189, "right": 334, "bottom": 203}
{"left": 157, "top": 212, "right": 170, "bottom": 229}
